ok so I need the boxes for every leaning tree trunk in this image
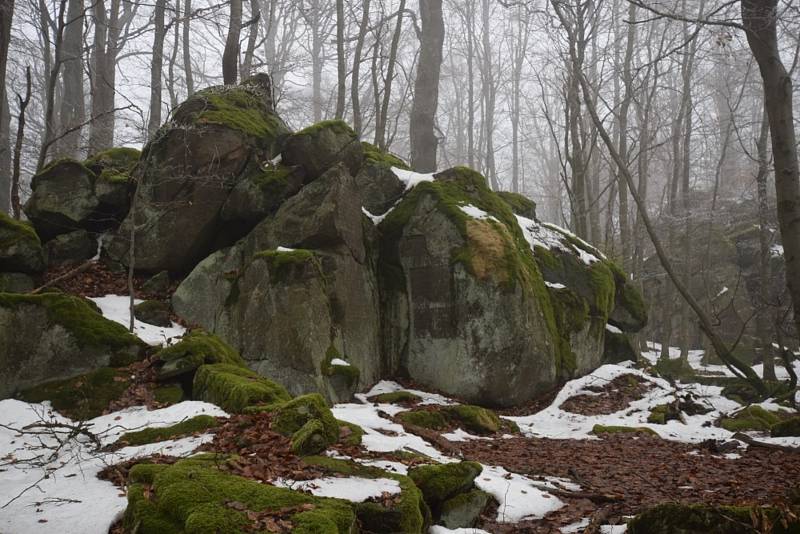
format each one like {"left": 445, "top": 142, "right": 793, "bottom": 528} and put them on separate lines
{"left": 742, "top": 0, "right": 800, "bottom": 349}
{"left": 410, "top": 0, "right": 444, "bottom": 172}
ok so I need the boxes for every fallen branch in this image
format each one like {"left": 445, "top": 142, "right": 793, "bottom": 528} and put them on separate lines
{"left": 30, "top": 260, "right": 95, "bottom": 294}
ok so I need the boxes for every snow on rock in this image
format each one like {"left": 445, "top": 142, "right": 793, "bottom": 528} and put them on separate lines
{"left": 459, "top": 204, "right": 499, "bottom": 222}
{"left": 441, "top": 428, "right": 494, "bottom": 442}
{"left": 605, "top": 323, "right": 623, "bottom": 334}
{"left": 273, "top": 476, "right": 401, "bottom": 503}
{"left": 545, "top": 281, "right": 567, "bottom": 289}
{"left": 392, "top": 167, "right": 435, "bottom": 191}
{"left": 515, "top": 215, "right": 601, "bottom": 266}
{"left": 362, "top": 206, "right": 388, "bottom": 225}
{"left": 89, "top": 295, "right": 186, "bottom": 347}
{"left": 0, "top": 400, "right": 227, "bottom": 534}
{"left": 330, "top": 358, "right": 350, "bottom": 367}
{"left": 475, "top": 465, "right": 565, "bottom": 523}
{"left": 276, "top": 246, "right": 296, "bottom": 252}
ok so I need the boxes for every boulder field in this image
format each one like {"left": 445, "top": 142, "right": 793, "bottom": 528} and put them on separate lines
{"left": 1, "top": 74, "right": 646, "bottom": 408}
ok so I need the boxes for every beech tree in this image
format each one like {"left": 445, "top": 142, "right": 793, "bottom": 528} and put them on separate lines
{"left": 410, "top": 0, "right": 444, "bottom": 172}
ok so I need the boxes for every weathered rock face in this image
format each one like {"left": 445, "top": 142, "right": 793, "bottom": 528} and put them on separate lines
{"left": 0, "top": 212, "right": 45, "bottom": 273}
{"left": 107, "top": 75, "right": 290, "bottom": 273}
{"left": 0, "top": 293, "right": 144, "bottom": 398}
{"left": 45, "top": 229, "right": 97, "bottom": 265}
{"left": 24, "top": 149, "right": 138, "bottom": 243}
{"left": 174, "top": 164, "right": 381, "bottom": 402}
{"left": 282, "top": 120, "right": 364, "bottom": 181}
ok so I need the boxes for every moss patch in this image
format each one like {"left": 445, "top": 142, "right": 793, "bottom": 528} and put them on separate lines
{"left": 84, "top": 147, "right": 140, "bottom": 183}
{"left": 0, "top": 292, "right": 142, "bottom": 357}
{"left": 124, "top": 456, "right": 356, "bottom": 534}
{"left": 496, "top": 191, "right": 536, "bottom": 219}
{"left": 397, "top": 405, "right": 516, "bottom": 435}
{"left": 0, "top": 211, "right": 42, "bottom": 250}
{"left": 408, "top": 461, "right": 482, "bottom": 510}
{"left": 370, "top": 391, "right": 422, "bottom": 404}
{"left": 271, "top": 394, "right": 340, "bottom": 455}
{"left": 720, "top": 405, "right": 782, "bottom": 432}
{"left": 337, "top": 419, "right": 364, "bottom": 446}
{"left": 627, "top": 502, "right": 800, "bottom": 534}
{"left": 320, "top": 346, "right": 360, "bottom": 389}
{"left": 255, "top": 248, "right": 320, "bottom": 285}
{"left": 153, "top": 384, "right": 184, "bottom": 405}
{"left": 397, "top": 409, "right": 449, "bottom": 430}
{"left": 17, "top": 367, "right": 130, "bottom": 420}
{"left": 157, "top": 330, "right": 246, "bottom": 380}
{"left": 771, "top": 416, "right": 800, "bottom": 437}
{"left": 115, "top": 415, "right": 218, "bottom": 447}
{"left": 362, "top": 141, "right": 409, "bottom": 169}
{"left": 193, "top": 363, "right": 291, "bottom": 413}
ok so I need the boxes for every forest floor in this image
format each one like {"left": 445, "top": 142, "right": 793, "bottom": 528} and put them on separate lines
{"left": 1, "top": 264, "right": 799, "bottom": 533}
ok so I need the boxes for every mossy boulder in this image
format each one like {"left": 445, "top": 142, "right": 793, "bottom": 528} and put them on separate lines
{"left": 627, "top": 502, "right": 800, "bottom": 534}
{"left": 44, "top": 229, "right": 96, "bottom": 266}
{"left": 408, "top": 462, "right": 482, "bottom": 513}
{"left": 17, "top": 367, "right": 131, "bottom": 419}
{"left": 0, "top": 292, "right": 144, "bottom": 398}
{"left": 115, "top": 415, "right": 219, "bottom": 447}
{"left": 397, "top": 409, "right": 449, "bottom": 430}
{"left": 192, "top": 363, "right": 290, "bottom": 413}
{"left": 271, "top": 393, "right": 340, "bottom": 455}
{"left": 397, "top": 405, "right": 513, "bottom": 435}
{"left": 440, "top": 489, "right": 492, "bottom": 529}
{"left": 320, "top": 346, "right": 361, "bottom": 402}
{"left": 142, "top": 270, "right": 171, "bottom": 294}
{"left": 123, "top": 456, "right": 357, "bottom": 534}
{"left": 84, "top": 147, "right": 139, "bottom": 219}
{"left": 154, "top": 384, "right": 184, "bottom": 405}
{"left": 720, "top": 405, "right": 782, "bottom": 432}
{"left": 370, "top": 391, "right": 422, "bottom": 404}
{"left": 379, "top": 166, "right": 559, "bottom": 407}
{"left": 156, "top": 330, "right": 246, "bottom": 380}
{"left": 303, "top": 456, "right": 430, "bottom": 534}
{"left": 282, "top": 120, "right": 364, "bottom": 181}
{"left": 134, "top": 299, "right": 172, "bottom": 327}
{"left": 107, "top": 75, "right": 290, "bottom": 273}
{"left": 771, "top": 416, "right": 800, "bottom": 437}
{"left": 0, "top": 212, "right": 45, "bottom": 273}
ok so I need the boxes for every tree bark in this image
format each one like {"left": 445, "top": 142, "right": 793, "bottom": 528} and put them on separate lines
{"left": 223, "top": 0, "right": 242, "bottom": 84}
{"left": 375, "top": 0, "right": 406, "bottom": 150}
{"left": 742, "top": 0, "right": 800, "bottom": 349}
{"left": 147, "top": 0, "right": 166, "bottom": 138}
{"left": 183, "top": 0, "right": 193, "bottom": 95}
{"left": 410, "top": 0, "right": 444, "bottom": 172}
{"left": 56, "top": 0, "right": 85, "bottom": 158}
{"left": 11, "top": 67, "right": 30, "bottom": 220}
{"left": 0, "top": 0, "right": 12, "bottom": 214}
{"left": 351, "top": 0, "right": 371, "bottom": 134}
{"left": 334, "top": 0, "right": 346, "bottom": 119}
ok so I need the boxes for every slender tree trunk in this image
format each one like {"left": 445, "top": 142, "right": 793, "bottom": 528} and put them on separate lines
{"left": 38, "top": 0, "right": 67, "bottom": 171}
{"left": 466, "top": 0, "right": 475, "bottom": 168}
{"left": 617, "top": 1, "right": 636, "bottom": 270}
{"left": 223, "top": 0, "right": 242, "bottom": 84}
{"left": 510, "top": 4, "right": 529, "bottom": 193}
{"left": 0, "top": 0, "right": 12, "bottom": 214}
{"left": 167, "top": 0, "right": 180, "bottom": 108}
{"left": 89, "top": 0, "right": 109, "bottom": 153}
{"left": 183, "top": 0, "right": 193, "bottom": 95}
{"left": 410, "top": 0, "right": 444, "bottom": 172}
{"left": 57, "top": 0, "right": 85, "bottom": 158}
{"left": 147, "top": 0, "right": 166, "bottom": 138}
{"left": 241, "top": 0, "right": 260, "bottom": 78}
{"left": 351, "top": 0, "right": 371, "bottom": 134}
{"left": 11, "top": 67, "right": 31, "bottom": 220}
{"left": 755, "top": 102, "right": 776, "bottom": 381}
{"left": 480, "top": 0, "right": 497, "bottom": 189}
{"left": 742, "top": 0, "right": 800, "bottom": 346}
{"left": 375, "top": 0, "right": 406, "bottom": 150}
{"left": 334, "top": 0, "right": 346, "bottom": 119}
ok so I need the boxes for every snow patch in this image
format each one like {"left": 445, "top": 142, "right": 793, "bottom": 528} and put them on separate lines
{"left": 475, "top": 465, "right": 564, "bottom": 522}
{"left": 392, "top": 167, "right": 435, "bottom": 191}
{"left": 90, "top": 295, "right": 185, "bottom": 347}
{"left": 330, "top": 358, "right": 350, "bottom": 367}
{"left": 273, "top": 476, "right": 400, "bottom": 503}
{"left": 459, "top": 204, "right": 498, "bottom": 222}
{"left": 276, "top": 246, "right": 296, "bottom": 252}
{"left": 545, "top": 281, "right": 567, "bottom": 290}
{"left": 605, "top": 323, "right": 623, "bottom": 334}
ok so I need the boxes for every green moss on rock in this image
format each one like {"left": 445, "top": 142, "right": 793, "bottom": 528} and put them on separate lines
{"left": 153, "top": 384, "right": 184, "bottom": 405}
{"left": 134, "top": 299, "right": 172, "bottom": 327}
{"left": 771, "top": 416, "right": 800, "bottom": 437}
{"left": 255, "top": 248, "right": 320, "bottom": 285}
{"left": 720, "top": 405, "right": 782, "bottom": 432}
{"left": 157, "top": 330, "right": 246, "bottom": 380}
{"left": 370, "top": 391, "right": 422, "bottom": 404}
{"left": 362, "top": 142, "right": 409, "bottom": 169}
{"left": 17, "top": 367, "right": 130, "bottom": 420}
{"left": 124, "top": 456, "right": 356, "bottom": 534}
{"left": 397, "top": 410, "right": 449, "bottom": 430}
{"left": 0, "top": 292, "right": 143, "bottom": 357}
{"left": 271, "top": 393, "right": 340, "bottom": 454}
{"left": 320, "top": 345, "right": 361, "bottom": 389}
{"left": 440, "top": 489, "right": 492, "bottom": 529}
{"left": 496, "top": 191, "right": 537, "bottom": 220}
{"left": 441, "top": 405, "right": 502, "bottom": 435}
{"left": 337, "top": 419, "right": 364, "bottom": 446}
{"left": 193, "top": 363, "right": 291, "bottom": 413}
{"left": 408, "top": 461, "right": 482, "bottom": 511}
{"left": 0, "top": 212, "right": 45, "bottom": 273}
{"left": 116, "top": 415, "right": 218, "bottom": 447}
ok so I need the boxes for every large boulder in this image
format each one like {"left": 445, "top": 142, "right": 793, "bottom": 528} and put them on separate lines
{"left": 0, "top": 212, "right": 45, "bottom": 273}
{"left": 356, "top": 142, "right": 408, "bottom": 215}
{"left": 0, "top": 293, "right": 144, "bottom": 398}
{"left": 174, "top": 164, "right": 381, "bottom": 402}
{"left": 44, "top": 229, "right": 97, "bottom": 265}
{"left": 282, "top": 119, "right": 363, "bottom": 181}
{"left": 107, "top": 75, "right": 290, "bottom": 273}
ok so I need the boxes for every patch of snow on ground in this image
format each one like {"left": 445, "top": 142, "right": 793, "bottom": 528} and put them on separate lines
{"left": 441, "top": 428, "right": 493, "bottom": 442}
{"left": 429, "top": 527, "right": 492, "bottom": 534}
{"left": 475, "top": 465, "right": 564, "bottom": 523}
{"left": 600, "top": 525, "right": 628, "bottom": 533}
{"left": 392, "top": 167, "right": 436, "bottom": 191}
{"left": 359, "top": 380, "right": 455, "bottom": 406}
{"left": 561, "top": 518, "right": 590, "bottom": 533}
{"left": 90, "top": 295, "right": 186, "bottom": 347}
{"left": 0, "top": 400, "right": 227, "bottom": 534}
{"left": 273, "top": 476, "right": 401, "bottom": 503}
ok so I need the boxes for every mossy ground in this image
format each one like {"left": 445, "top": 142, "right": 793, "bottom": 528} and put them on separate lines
{"left": 408, "top": 461, "right": 482, "bottom": 510}
{"left": 771, "top": 416, "right": 800, "bottom": 437}
{"left": 370, "top": 391, "right": 422, "bottom": 404}
{"left": 720, "top": 405, "right": 783, "bottom": 432}
{"left": 115, "top": 415, "right": 219, "bottom": 447}
{"left": 124, "top": 456, "right": 356, "bottom": 534}
{"left": 0, "top": 292, "right": 142, "bottom": 356}
{"left": 193, "top": 363, "right": 291, "bottom": 413}
{"left": 397, "top": 405, "right": 517, "bottom": 435}
{"left": 627, "top": 502, "right": 800, "bottom": 534}
{"left": 17, "top": 367, "right": 130, "bottom": 420}
{"left": 592, "top": 424, "right": 659, "bottom": 437}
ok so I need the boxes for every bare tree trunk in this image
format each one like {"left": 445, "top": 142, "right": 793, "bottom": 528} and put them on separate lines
{"left": 480, "top": 0, "right": 497, "bottom": 189}
{"left": 375, "top": 0, "right": 406, "bottom": 150}
{"left": 410, "top": 0, "right": 444, "bottom": 172}
{"left": 466, "top": 0, "right": 475, "bottom": 168}
{"left": 89, "top": 0, "right": 125, "bottom": 153}
{"left": 167, "top": 0, "right": 180, "bottom": 108}
{"left": 616, "top": 1, "right": 636, "bottom": 270}
{"left": 742, "top": 0, "right": 800, "bottom": 347}
{"left": 11, "top": 67, "right": 30, "bottom": 220}
{"left": 223, "top": 0, "right": 242, "bottom": 84}
{"left": 351, "top": 0, "right": 371, "bottom": 134}
{"left": 147, "top": 0, "right": 166, "bottom": 138}
{"left": 755, "top": 102, "right": 776, "bottom": 381}
{"left": 241, "top": 0, "right": 260, "bottom": 78}
{"left": 57, "top": 0, "right": 85, "bottom": 158}
{"left": 334, "top": 0, "right": 346, "bottom": 119}
{"left": 37, "top": 0, "right": 67, "bottom": 171}
{"left": 183, "top": 0, "right": 193, "bottom": 95}
{"left": 0, "top": 0, "right": 12, "bottom": 214}
{"left": 510, "top": 4, "right": 529, "bottom": 193}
